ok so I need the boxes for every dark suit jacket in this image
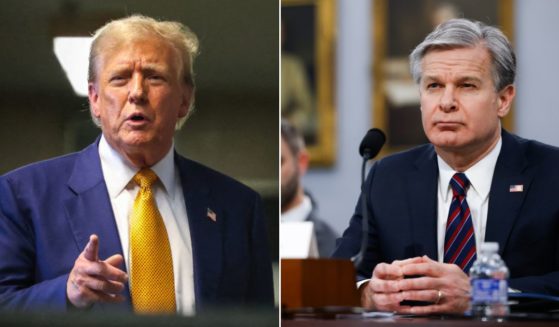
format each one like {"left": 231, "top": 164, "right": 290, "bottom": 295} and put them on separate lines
{"left": 0, "top": 140, "right": 274, "bottom": 312}
{"left": 333, "top": 130, "right": 559, "bottom": 295}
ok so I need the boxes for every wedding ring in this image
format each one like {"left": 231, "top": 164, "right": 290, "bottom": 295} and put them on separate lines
{"left": 435, "top": 290, "right": 443, "bottom": 304}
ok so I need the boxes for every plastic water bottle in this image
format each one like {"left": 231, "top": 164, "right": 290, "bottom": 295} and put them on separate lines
{"left": 469, "top": 242, "right": 509, "bottom": 318}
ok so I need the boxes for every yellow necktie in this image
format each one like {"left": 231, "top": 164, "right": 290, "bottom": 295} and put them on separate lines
{"left": 130, "top": 168, "right": 176, "bottom": 314}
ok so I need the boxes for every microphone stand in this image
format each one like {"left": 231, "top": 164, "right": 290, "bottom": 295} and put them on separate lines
{"left": 352, "top": 152, "right": 372, "bottom": 270}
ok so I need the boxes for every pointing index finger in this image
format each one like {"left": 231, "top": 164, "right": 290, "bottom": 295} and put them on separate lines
{"left": 83, "top": 234, "right": 100, "bottom": 262}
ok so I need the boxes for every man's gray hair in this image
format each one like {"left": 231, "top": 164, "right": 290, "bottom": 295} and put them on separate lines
{"left": 409, "top": 18, "right": 515, "bottom": 91}
{"left": 88, "top": 15, "right": 200, "bottom": 129}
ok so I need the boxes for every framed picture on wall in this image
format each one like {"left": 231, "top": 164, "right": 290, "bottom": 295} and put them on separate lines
{"left": 281, "top": 0, "right": 336, "bottom": 166}
{"left": 371, "top": 0, "right": 514, "bottom": 156}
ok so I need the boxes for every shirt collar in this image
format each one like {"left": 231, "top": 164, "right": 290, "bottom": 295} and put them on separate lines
{"left": 282, "top": 195, "right": 313, "bottom": 223}
{"left": 98, "top": 135, "right": 176, "bottom": 198}
{"left": 437, "top": 137, "right": 502, "bottom": 202}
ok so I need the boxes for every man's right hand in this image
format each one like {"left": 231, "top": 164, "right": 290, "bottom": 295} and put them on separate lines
{"left": 66, "top": 234, "right": 128, "bottom": 309}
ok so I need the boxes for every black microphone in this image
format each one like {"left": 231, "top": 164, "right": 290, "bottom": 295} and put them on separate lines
{"left": 352, "top": 128, "right": 386, "bottom": 269}
{"left": 359, "top": 128, "right": 386, "bottom": 160}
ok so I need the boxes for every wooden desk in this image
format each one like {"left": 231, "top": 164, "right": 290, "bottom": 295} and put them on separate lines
{"left": 282, "top": 259, "right": 360, "bottom": 309}
{"left": 283, "top": 315, "right": 559, "bottom": 326}
{"left": 281, "top": 317, "right": 559, "bottom": 327}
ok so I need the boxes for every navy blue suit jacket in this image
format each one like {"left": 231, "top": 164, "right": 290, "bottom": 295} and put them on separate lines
{"left": 333, "top": 130, "right": 559, "bottom": 295}
{"left": 0, "top": 140, "right": 274, "bottom": 311}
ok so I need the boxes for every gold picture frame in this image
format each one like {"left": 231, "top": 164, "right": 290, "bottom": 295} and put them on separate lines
{"left": 281, "top": 0, "right": 336, "bottom": 166}
{"left": 372, "top": 0, "right": 514, "bottom": 156}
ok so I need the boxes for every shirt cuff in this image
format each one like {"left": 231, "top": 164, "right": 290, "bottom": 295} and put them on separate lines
{"left": 356, "top": 278, "right": 370, "bottom": 289}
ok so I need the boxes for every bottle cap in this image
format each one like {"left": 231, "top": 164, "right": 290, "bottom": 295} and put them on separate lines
{"left": 480, "top": 242, "right": 499, "bottom": 252}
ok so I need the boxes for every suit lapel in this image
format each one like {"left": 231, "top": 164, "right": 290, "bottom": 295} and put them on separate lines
{"left": 64, "top": 145, "right": 227, "bottom": 309}
{"left": 64, "top": 141, "right": 131, "bottom": 311}
{"left": 176, "top": 155, "right": 223, "bottom": 308}
{"left": 406, "top": 146, "right": 439, "bottom": 260}
{"left": 485, "top": 131, "right": 533, "bottom": 254}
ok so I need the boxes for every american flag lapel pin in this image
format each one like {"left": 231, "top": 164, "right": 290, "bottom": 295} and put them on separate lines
{"left": 509, "top": 184, "right": 524, "bottom": 192}
{"left": 207, "top": 208, "right": 217, "bottom": 222}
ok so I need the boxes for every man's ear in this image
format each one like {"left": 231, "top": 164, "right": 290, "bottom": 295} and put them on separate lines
{"left": 88, "top": 83, "right": 101, "bottom": 119}
{"left": 297, "top": 150, "right": 310, "bottom": 177}
{"left": 496, "top": 84, "right": 515, "bottom": 118}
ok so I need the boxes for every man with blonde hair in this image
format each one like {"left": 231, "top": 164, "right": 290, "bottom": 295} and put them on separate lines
{"left": 0, "top": 15, "right": 273, "bottom": 314}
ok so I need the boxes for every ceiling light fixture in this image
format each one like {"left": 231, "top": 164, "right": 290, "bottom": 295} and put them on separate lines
{"left": 53, "top": 36, "right": 92, "bottom": 97}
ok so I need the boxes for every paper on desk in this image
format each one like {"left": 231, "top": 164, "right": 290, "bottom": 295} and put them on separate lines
{"left": 362, "top": 311, "right": 395, "bottom": 318}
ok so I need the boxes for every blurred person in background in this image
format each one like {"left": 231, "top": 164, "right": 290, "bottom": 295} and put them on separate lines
{"left": 281, "top": 119, "right": 337, "bottom": 257}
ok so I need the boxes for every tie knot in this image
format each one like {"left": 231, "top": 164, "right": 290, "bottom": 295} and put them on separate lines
{"left": 450, "top": 173, "right": 470, "bottom": 197}
{"left": 133, "top": 168, "right": 158, "bottom": 188}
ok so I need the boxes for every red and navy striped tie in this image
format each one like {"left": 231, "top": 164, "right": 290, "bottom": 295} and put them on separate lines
{"left": 444, "top": 173, "right": 477, "bottom": 272}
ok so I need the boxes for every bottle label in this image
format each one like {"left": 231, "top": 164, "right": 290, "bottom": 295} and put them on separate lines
{"left": 471, "top": 279, "right": 508, "bottom": 304}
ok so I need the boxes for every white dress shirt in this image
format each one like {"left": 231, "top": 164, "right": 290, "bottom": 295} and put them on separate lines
{"left": 98, "top": 136, "right": 195, "bottom": 315}
{"left": 436, "top": 138, "right": 502, "bottom": 262}
{"left": 281, "top": 195, "right": 312, "bottom": 223}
